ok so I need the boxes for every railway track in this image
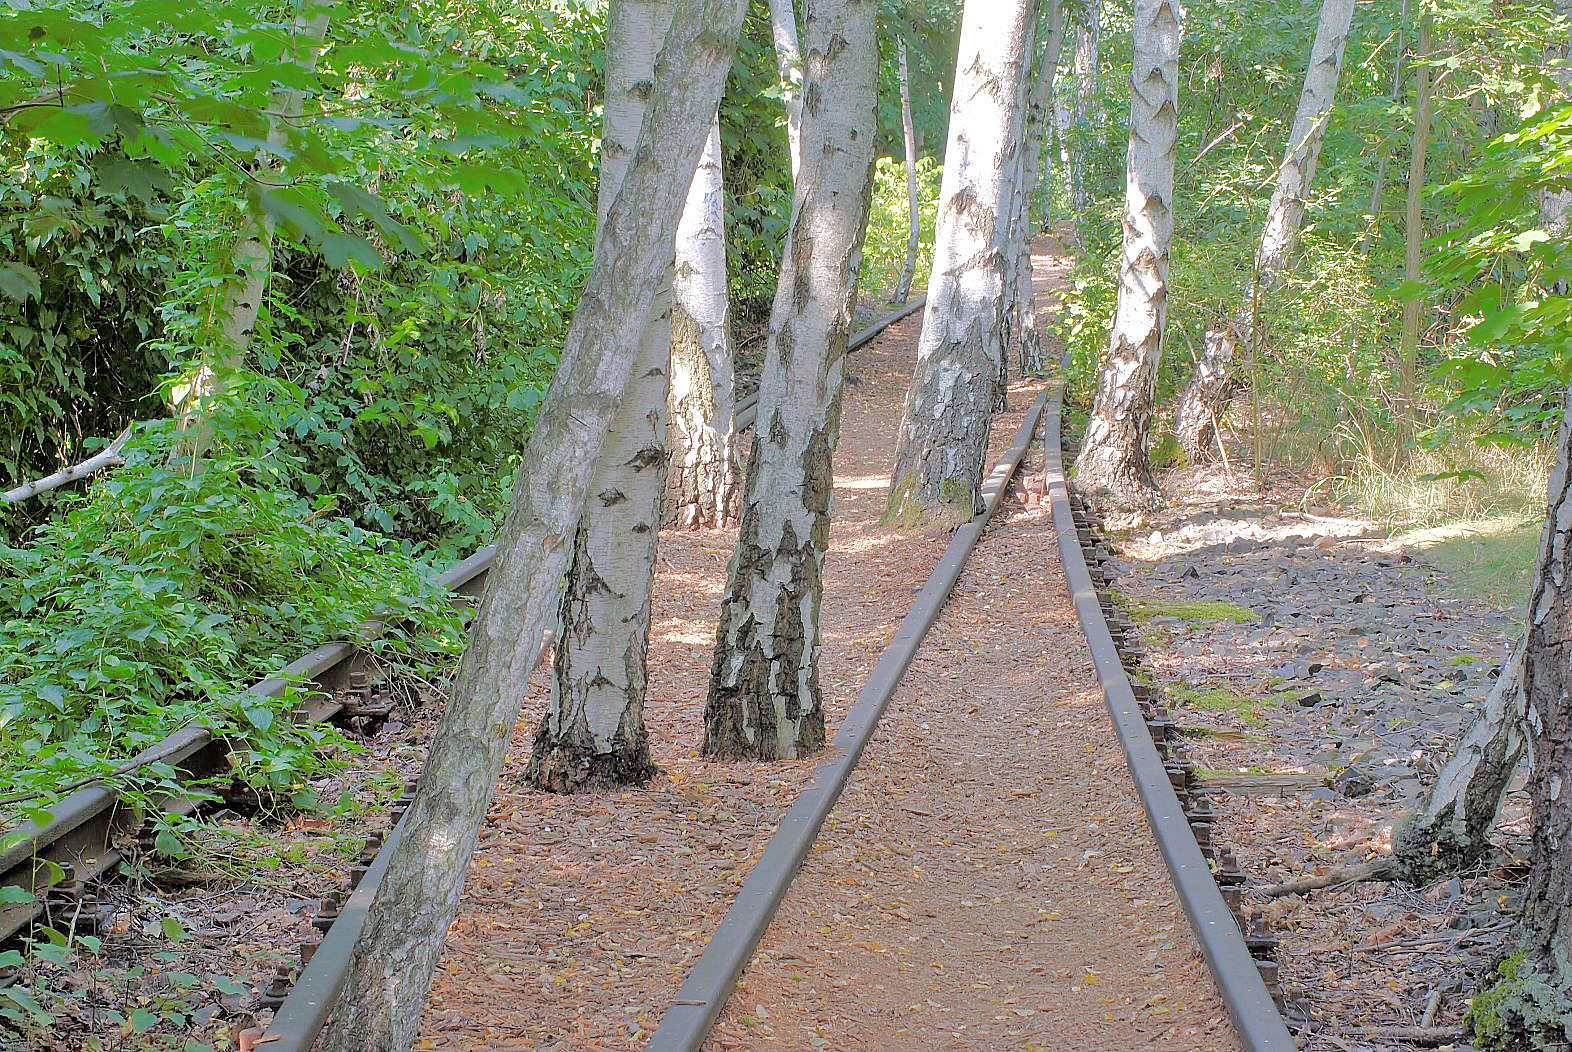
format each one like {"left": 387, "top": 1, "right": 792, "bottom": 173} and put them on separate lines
{"left": 6, "top": 297, "right": 1298, "bottom": 1050}
{"left": 0, "top": 298, "right": 928, "bottom": 1047}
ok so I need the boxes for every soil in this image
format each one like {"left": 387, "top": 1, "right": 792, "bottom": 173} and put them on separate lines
{"left": 416, "top": 240, "right": 1236, "bottom": 1049}
{"left": 1092, "top": 457, "right": 1529, "bottom": 1050}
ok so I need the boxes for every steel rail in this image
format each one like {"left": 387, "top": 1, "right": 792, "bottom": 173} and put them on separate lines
{"left": 1043, "top": 396, "right": 1296, "bottom": 1051}
{"left": 255, "top": 295, "right": 932, "bottom": 1050}
{"left": 647, "top": 386, "right": 1051, "bottom": 1051}
{"left": 0, "top": 548, "right": 496, "bottom": 945}
{"left": 733, "top": 295, "right": 925, "bottom": 432}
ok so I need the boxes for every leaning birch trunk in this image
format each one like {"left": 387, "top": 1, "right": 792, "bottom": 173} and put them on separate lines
{"left": 1172, "top": 0, "right": 1355, "bottom": 462}
{"left": 1392, "top": 640, "right": 1528, "bottom": 881}
{"left": 173, "top": 3, "right": 332, "bottom": 453}
{"left": 315, "top": 3, "right": 747, "bottom": 1045}
{"left": 885, "top": 0, "right": 1040, "bottom": 525}
{"left": 1073, "top": 0, "right": 1181, "bottom": 509}
{"left": 703, "top": 0, "right": 880, "bottom": 760}
{"left": 768, "top": 0, "right": 804, "bottom": 181}
{"left": 526, "top": 0, "right": 679, "bottom": 793}
{"left": 1009, "top": 0, "right": 1068, "bottom": 375}
{"left": 895, "top": 36, "right": 921, "bottom": 305}
{"left": 667, "top": 115, "right": 742, "bottom": 529}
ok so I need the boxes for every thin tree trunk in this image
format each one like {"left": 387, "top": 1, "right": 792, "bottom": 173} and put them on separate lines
{"left": 885, "top": 0, "right": 1040, "bottom": 526}
{"left": 1073, "top": 0, "right": 1182, "bottom": 509}
{"left": 702, "top": 0, "right": 880, "bottom": 760}
{"left": 1396, "top": 9, "right": 1432, "bottom": 450}
{"left": 1009, "top": 0, "right": 1068, "bottom": 375}
{"left": 1542, "top": 0, "right": 1572, "bottom": 233}
{"left": 1173, "top": 0, "right": 1356, "bottom": 462}
{"left": 667, "top": 116, "right": 742, "bottom": 529}
{"left": 526, "top": 0, "right": 680, "bottom": 794}
{"left": 173, "top": 4, "right": 332, "bottom": 451}
{"left": 315, "top": 3, "right": 747, "bottom": 1045}
{"left": 895, "top": 36, "right": 921, "bottom": 305}
{"left": 1357, "top": 0, "right": 1408, "bottom": 253}
{"left": 768, "top": 0, "right": 804, "bottom": 182}
{"left": 1053, "top": 96, "right": 1077, "bottom": 236}
{"left": 1516, "top": 384, "right": 1572, "bottom": 1043}
{"left": 1061, "top": 0, "right": 1100, "bottom": 229}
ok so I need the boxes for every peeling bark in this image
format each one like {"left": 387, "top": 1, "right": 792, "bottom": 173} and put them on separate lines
{"left": 1074, "top": 0, "right": 1181, "bottom": 509}
{"left": 1517, "top": 386, "right": 1572, "bottom": 1022}
{"left": 704, "top": 0, "right": 879, "bottom": 761}
{"left": 315, "top": 3, "right": 747, "bottom": 1045}
{"left": 1173, "top": 0, "right": 1355, "bottom": 461}
{"left": 528, "top": 0, "right": 679, "bottom": 794}
{"left": 895, "top": 36, "right": 921, "bottom": 305}
{"left": 886, "top": 0, "right": 1040, "bottom": 525}
{"left": 768, "top": 0, "right": 804, "bottom": 182}
{"left": 667, "top": 116, "right": 741, "bottom": 529}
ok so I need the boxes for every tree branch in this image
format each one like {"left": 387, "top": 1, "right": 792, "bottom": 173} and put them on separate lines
{"left": 2, "top": 427, "right": 132, "bottom": 506}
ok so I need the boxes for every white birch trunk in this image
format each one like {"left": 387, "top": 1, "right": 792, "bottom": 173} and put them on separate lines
{"left": 1061, "top": 0, "right": 1100, "bottom": 222}
{"left": 667, "top": 116, "right": 742, "bottom": 529}
{"left": 1073, "top": 0, "right": 1181, "bottom": 509}
{"left": 316, "top": 4, "right": 748, "bottom": 1045}
{"left": 1007, "top": 0, "right": 1067, "bottom": 375}
{"left": 704, "top": 0, "right": 880, "bottom": 760}
{"left": 886, "top": 0, "right": 1040, "bottom": 525}
{"left": 895, "top": 36, "right": 921, "bottom": 305}
{"left": 768, "top": 0, "right": 804, "bottom": 182}
{"left": 173, "top": 4, "right": 332, "bottom": 452}
{"left": 1543, "top": 0, "right": 1572, "bottom": 232}
{"left": 1173, "top": 0, "right": 1355, "bottom": 461}
{"left": 526, "top": 0, "right": 678, "bottom": 793}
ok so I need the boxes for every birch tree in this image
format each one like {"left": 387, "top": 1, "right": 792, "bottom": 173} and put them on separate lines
{"left": 885, "top": 0, "right": 1040, "bottom": 525}
{"left": 1060, "top": 0, "right": 1101, "bottom": 225}
{"left": 1172, "top": 0, "right": 1356, "bottom": 461}
{"left": 1073, "top": 0, "right": 1182, "bottom": 508}
{"left": 172, "top": 3, "right": 332, "bottom": 455}
{"left": 704, "top": 0, "right": 879, "bottom": 760}
{"left": 667, "top": 116, "right": 742, "bottom": 529}
{"left": 895, "top": 36, "right": 921, "bottom": 304}
{"left": 1396, "top": 8, "right": 1434, "bottom": 447}
{"left": 525, "top": 0, "right": 678, "bottom": 793}
{"left": 316, "top": 2, "right": 748, "bottom": 1044}
{"left": 768, "top": 0, "right": 804, "bottom": 181}
{"left": 1004, "top": 0, "right": 1068, "bottom": 375}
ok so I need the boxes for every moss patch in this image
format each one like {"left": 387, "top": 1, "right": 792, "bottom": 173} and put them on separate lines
{"left": 1467, "top": 951, "right": 1572, "bottom": 1050}
{"left": 880, "top": 478, "right": 972, "bottom": 530}
{"left": 1124, "top": 596, "right": 1259, "bottom": 625}
{"left": 1168, "top": 682, "right": 1276, "bottom": 727}
{"left": 1149, "top": 431, "right": 1184, "bottom": 471}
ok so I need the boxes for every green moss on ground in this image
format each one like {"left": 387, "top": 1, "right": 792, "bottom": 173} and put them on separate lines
{"left": 1168, "top": 682, "right": 1276, "bottom": 727}
{"left": 1467, "top": 951, "right": 1572, "bottom": 1050}
{"left": 1124, "top": 596, "right": 1259, "bottom": 625}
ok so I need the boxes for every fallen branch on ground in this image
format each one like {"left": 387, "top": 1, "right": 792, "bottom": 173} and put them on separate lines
{"left": 1256, "top": 856, "right": 1398, "bottom": 897}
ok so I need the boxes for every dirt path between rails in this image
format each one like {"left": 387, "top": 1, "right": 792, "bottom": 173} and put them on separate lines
{"left": 416, "top": 305, "right": 1041, "bottom": 1049}
{"left": 700, "top": 240, "right": 1238, "bottom": 1052}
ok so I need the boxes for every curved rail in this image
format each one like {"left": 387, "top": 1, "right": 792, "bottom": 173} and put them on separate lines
{"left": 733, "top": 295, "right": 925, "bottom": 432}
{"left": 647, "top": 386, "right": 1050, "bottom": 1050}
{"left": 1043, "top": 397, "right": 1296, "bottom": 1051}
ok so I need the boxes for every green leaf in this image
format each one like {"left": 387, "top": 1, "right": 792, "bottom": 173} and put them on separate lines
{"left": 0, "top": 262, "right": 41, "bottom": 303}
{"left": 159, "top": 915, "right": 187, "bottom": 943}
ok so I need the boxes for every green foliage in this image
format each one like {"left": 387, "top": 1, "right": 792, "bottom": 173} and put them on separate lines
{"left": 0, "top": 388, "right": 461, "bottom": 813}
{"left": 0, "top": 136, "right": 173, "bottom": 504}
{"left": 859, "top": 154, "right": 940, "bottom": 299}
{"left": 1468, "top": 950, "right": 1572, "bottom": 1051}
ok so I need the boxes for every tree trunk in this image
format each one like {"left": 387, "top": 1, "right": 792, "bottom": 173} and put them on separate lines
{"left": 1173, "top": 0, "right": 1356, "bottom": 462}
{"left": 1073, "top": 0, "right": 1181, "bottom": 509}
{"left": 526, "top": 0, "right": 680, "bottom": 794}
{"left": 895, "top": 36, "right": 921, "bottom": 305}
{"left": 1061, "top": 0, "right": 1100, "bottom": 227}
{"left": 703, "top": 0, "right": 880, "bottom": 761}
{"left": 172, "top": 3, "right": 332, "bottom": 453}
{"left": 1516, "top": 384, "right": 1572, "bottom": 1044}
{"left": 1396, "top": 9, "right": 1432, "bottom": 450}
{"left": 768, "top": 0, "right": 804, "bottom": 182}
{"left": 1542, "top": 0, "right": 1572, "bottom": 233}
{"left": 315, "top": 3, "right": 747, "bottom": 1045}
{"left": 667, "top": 116, "right": 742, "bottom": 529}
{"left": 1008, "top": 0, "right": 1068, "bottom": 376}
{"left": 1052, "top": 96, "right": 1077, "bottom": 236}
{"left": 1392, "top": 638, "right": 1528, "bottom": 882}
{"left": 885, "top": 0, "right": 1040, "bottom": 526}
{"left": 1357, "top": 0, "right": 1407, "bottom": 253}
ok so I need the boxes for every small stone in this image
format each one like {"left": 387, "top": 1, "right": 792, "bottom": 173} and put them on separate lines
{"left": 1333, "top": 766, "right": 1376, "bottom": 799}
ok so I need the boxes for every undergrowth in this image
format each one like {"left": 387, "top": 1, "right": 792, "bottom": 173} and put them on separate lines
{"left": 0, "top": 381, "right": 463, "bottom": 822}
